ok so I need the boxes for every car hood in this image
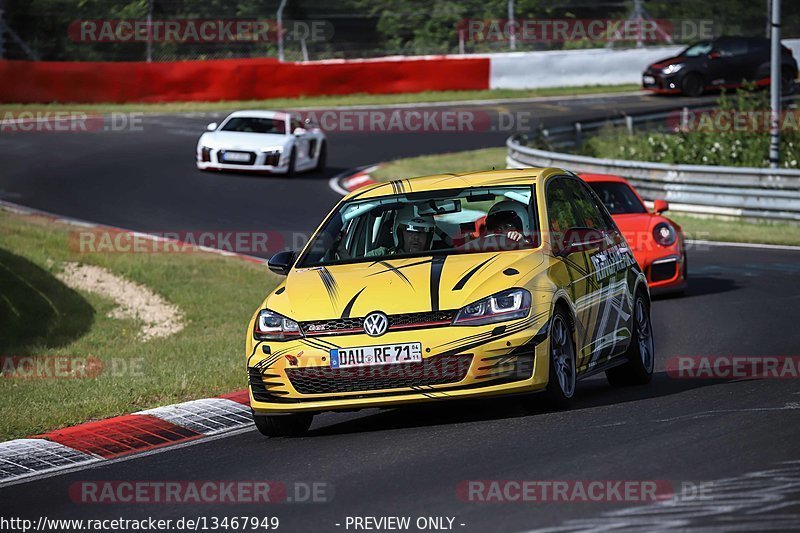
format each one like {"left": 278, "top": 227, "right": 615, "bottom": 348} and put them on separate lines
{"left": 265, "top": 250, "right": 546, "bottom": 321}
{"left": 648, "top": 55, "right": 699, "bottom": 70}
{"left": 201, "top": 131, "right": 289, "bottom": 150}
{"left": 613, "top": 213, "right": 682, "bottom": 262}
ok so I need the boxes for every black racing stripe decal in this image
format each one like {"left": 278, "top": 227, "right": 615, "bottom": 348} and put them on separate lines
{"left": 367, "top": 258, "right": 434, "bottom": 276}
{"left": 404, "top": 179, "right": 412, "bottom": 193}
{"left": 275, "top": 287, "right": 285, "bottom": 295}
{"left": 341, "top": 288, "right": 366, "bottom": 319}
{"left": 429, "top": 256, "right": 446, "bottom": 312}
{"left": 452, "top": 255, "right": 497, "bottom": 291}
{"left": 372, "top": 261, "right": 412, "bottom": 286}
{"left": 390, "top": 180, "right": 406, "bottom": 195}
{"left": 317, "top": 267, "right": 339, "bottom": 304}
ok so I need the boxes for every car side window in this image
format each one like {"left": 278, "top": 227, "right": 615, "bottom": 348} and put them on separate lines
{"left": 560, "top": 179, "right": 607, "bottom": 231}
{"left": 716, "top": 39, "right": 748, "bottom": 57}
{"left": 546, "top": 179, "right": 581, "bottom": 236}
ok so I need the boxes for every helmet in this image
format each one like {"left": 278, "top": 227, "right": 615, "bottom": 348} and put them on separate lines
{"left": 486, "top": 200, "right": 530, "bottom": 235}
{"left": 394, "top": 210, "right": 435, "bottom": 249}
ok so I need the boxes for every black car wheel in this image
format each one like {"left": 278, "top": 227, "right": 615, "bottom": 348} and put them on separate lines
{"left": 606, "top": 292, "right": 655, "bottom": 386}
{"left": 315, "top": 142, "right": 327, "bottom": 172}
{"left": 680, "top": 73, "right": 704, "bottom": 97}
{"left": 542, "top": 309, "right": 577, "bottom": 408}
{"left": 286, "top": 148, "right": 297, "bottom": 177}
{"left": 253, "top": 413, "right": 313, "bottom": 437}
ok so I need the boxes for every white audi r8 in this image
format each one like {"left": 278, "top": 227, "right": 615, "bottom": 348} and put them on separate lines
{"left": 196, "top": 110, "right": 326, "bottom": 175}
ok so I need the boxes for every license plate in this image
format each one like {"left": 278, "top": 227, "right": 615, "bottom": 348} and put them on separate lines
{"left": 222, "top": 151, "right": 250, "bottom": 162}
{"left": 643, "top": 75, "right": 655, "bottom": 85}
{"left": 330, "top": 343, "right": 422, "bottom": 369}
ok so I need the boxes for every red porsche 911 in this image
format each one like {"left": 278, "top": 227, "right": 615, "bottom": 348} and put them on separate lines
{"left": 581, "top": 174, "right": 687, "bottom": 294}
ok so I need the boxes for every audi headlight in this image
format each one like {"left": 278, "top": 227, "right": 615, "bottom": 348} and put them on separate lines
{"left": 653, "top": 222, "right": 677, "bottom": 246}
{"left": 662, "top": 64, "right": 684, "bottom": 75}
{"left": 254, "top": 309, "right": 302, "bottom": 341}
{"left": 453, "top": 289, "right": 531, "bottom": 326}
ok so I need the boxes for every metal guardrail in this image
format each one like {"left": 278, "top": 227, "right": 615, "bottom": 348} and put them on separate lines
{"left": 507, "top": 97, "right": 800, "bottom": 221}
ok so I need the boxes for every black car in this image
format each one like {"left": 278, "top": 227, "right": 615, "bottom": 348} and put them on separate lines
{"left": 643, "top": 36, "right": 798, "bottom": 96}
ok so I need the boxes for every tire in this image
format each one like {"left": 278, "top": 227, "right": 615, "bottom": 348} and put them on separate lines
{"left": 541, "top": 308, "right": 577, "bottom": 409}
{"left": 680, "top": 73, "right": 704, "bottom": 97}
{"left": 606, "top": 292, "right": 655, "bottom": 386}
{"left": 286, "top": 148, "right": 296, "bottom": 177}
{"left": 253, "top": 413, "right": 313, "bottom": 437}
{"left": 315, "top": 142, "right": 327, "bottom": 172}
{"left": 781, "top": 67, "right": 797, "bottom": 95}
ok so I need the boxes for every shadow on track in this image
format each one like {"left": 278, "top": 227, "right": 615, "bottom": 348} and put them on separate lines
{"left": 306, "top": 371, "right": 729, "bottom": 438}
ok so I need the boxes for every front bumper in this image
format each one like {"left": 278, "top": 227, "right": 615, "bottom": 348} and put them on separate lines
{"left": 247, "top": 319, "right": 550, "bottom": 414}
{"left": 644, "top": 253, "right": 686, "bottom": 291}
{"left": 642, "top": 70, "right": 681, "bottom": 94}
{"left": 196, "top": 148, "right": 288, "bottom": 174}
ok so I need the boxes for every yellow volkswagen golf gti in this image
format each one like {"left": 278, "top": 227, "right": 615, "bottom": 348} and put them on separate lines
{"left": 246, "top": 168, "right": 654, "bottom": 436}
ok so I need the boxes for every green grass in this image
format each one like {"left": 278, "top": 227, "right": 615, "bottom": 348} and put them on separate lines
{"left": 0, "top": 210, "right": 279, "bottom": 440}
{"left": 0, "top": 85, "right": 639, "bottom": 114}
{"left": 370, "top": 148, "right": 800, "bottom": 247}
{"left": 670, "top": 214, "right": 800, "bottom": 247}
{"left": 372, "top": 147, "right": 507, "bottom": 182}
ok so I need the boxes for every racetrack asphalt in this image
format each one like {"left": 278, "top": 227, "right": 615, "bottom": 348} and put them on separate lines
{"left": 1, "top": 92, "right": 799, "bottom": 532}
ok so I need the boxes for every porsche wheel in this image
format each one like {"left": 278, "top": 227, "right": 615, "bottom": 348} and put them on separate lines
{"left": 606, "top": 292, "right": 654, "bottom": 386}
{"left": 253, "top": 413, "right": 313, "bottom": 437}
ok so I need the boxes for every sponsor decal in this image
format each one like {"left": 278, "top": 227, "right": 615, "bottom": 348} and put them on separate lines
{"left": 590, "top": 243, "right": 637, "bottom": 281}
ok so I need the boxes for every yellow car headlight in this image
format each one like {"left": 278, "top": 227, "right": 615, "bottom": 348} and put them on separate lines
{"left": 254, "top": 309, "right": 302, "bottom": 341}
{"left": 453, "top": 289, "right": 531, "bottom": 326}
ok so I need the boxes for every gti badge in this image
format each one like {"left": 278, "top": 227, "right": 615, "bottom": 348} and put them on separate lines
{"left": 363, "top": 312, "right": 389, "bottom": 337}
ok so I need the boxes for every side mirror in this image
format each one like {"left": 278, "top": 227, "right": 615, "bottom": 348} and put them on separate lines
{"left": 292, "top": 127, "right": 307, "bottom": 136}
{"left": 206, "top": 122, "right": 218, "bottom": 131}
{"left": 653, "top": 199, "right": 669, "bottom": 214}
{"left": 708, "top": 51, "right": 721, "bottom": 60}
{"left": 556, "top": 228, "right": 605, "bottom": 256}
{"left": 268, "top": 250, "right": 296, "bottom": 276}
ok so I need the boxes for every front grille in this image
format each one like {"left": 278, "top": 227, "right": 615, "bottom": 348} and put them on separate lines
{"left": 650, "top": 260, "right": 677, "bottom": 282}
{"left": 218, "top": 150, "right": 256, "bottom": 165}
{"left": 300, "top": 310, "right": 456, "bottom": 336}
{"left": 285, "top": 354, "right": 473, "bottom": 394}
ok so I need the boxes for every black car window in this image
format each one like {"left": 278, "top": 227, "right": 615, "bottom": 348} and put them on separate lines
{"left": 546, "top": 179, "right": 581, "bottom": 235}
{"left": 561, "top": 179, "right": 611, "bottom": 231}
{"left": 681, "top": 41, "right": 712, "bottom": 57}
{"left": 587, "top": 181, "right": 648, "bottom": 215}
{"left": 716, "top": 39, "right": 748, "bottom": 57}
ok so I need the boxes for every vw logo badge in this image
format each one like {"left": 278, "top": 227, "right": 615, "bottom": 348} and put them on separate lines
{"left": 363, "top": 312, "right": 389, "bottom": 337}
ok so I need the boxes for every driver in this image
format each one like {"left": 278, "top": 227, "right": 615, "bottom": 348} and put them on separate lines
{"left": 484, "top": 200, "right": 530, "bottom": 243}
{"left": 366, "top": 212, "right": 435, "bottom": 256}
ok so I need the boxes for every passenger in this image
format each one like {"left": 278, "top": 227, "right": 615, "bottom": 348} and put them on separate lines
{"left": 485, "top": 200, "right": 530, "bottom": 243}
